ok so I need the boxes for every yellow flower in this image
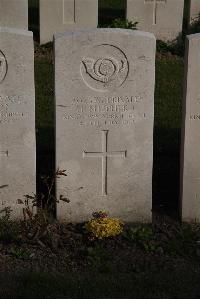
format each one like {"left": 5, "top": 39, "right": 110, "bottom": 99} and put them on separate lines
{"left": 85, "top": 213, "right": 124, "bottom": 239}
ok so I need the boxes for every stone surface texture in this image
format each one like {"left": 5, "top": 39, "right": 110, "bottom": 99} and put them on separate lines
{"left": 0, "top": 27, "right": 36, "bottom": 218}
{"left": 189, "top": 0, "right": 200, "bottom": 23}
{"left": 0, "top": 0, "right": 28, "bottom": 30}
{"left": 127, "top": 0, "right": 184, "bottom": 41}
{"left": 55, "top": 29, "right": 155, "bottom": 223}
{"left": 181, "top": 33, "right": 200, "bottom": 222}
{"left": 40, "top": 0, "right": 98, "bottom": 44}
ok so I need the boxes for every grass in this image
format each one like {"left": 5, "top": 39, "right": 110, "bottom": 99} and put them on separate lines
{"left": 28, "top": 0, "right": 39, "bottom": 39}
{"left": 99, "top": 0, "right": 126, "bottom": 26}
{"left": 153, "top": 58, "right": 183, "bottom": 215}
{"left": 35, "top": 58, "right": 54, "bottom": 129}
{"left": 34, "top": 49, "right": 55, "bottom": 193}
{"left": 9, "top": 1, "right": 195, "bottom": 297}
{"left": 155, "top": 59, "right": 183, "bottom": 131}
{"left": 99, "top": 0, "right": 126, "bottom": 9}
{"left": 1, "top": 265, "right": 200, "bottom": 299}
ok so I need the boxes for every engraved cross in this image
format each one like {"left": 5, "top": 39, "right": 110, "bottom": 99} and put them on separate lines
{"left": 145, "top": 0, "right": 166, "bottom": 25}
{"left": 83, "top": 130, "right": 127, "bottom": 196}
{"left": 63, "top": 0, "right": 76, "bottom": 24}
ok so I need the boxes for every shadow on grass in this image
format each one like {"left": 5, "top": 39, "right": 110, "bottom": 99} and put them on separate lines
{"left": 98, "top": 0, "right": 126, "bottom": 27}
{"left": 36, "top": 127, "right": 55, "bottom": 210}
{"left": 36, "top": 127, "right": 55, "bottom": 177}
{"left": 34, "top": 54, "right": 55, "bottom": 211}
{"left": 153, "top": 127, "right": 181, "bottom": 218}
{"left": 98, "top": 8, "right": 126, "bottom": 27}
{"left": 28, "top": 0, "right": 39, "bottom": 41}
{"left": 1, "top": 265, "right": 200, "bottom": 299}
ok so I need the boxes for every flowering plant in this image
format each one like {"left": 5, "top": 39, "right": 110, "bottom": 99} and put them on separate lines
{"left": 85, "top": 211, "right": 124, "bottom": 239}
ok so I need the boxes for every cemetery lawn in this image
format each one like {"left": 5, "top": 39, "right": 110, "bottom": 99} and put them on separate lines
{"left": 3, "top": 43, "right": 186, "bottom": 299}
{"left": 13, "top": 0, "right": 200, "bottom": 297}
{"left": 1, "top": 265, "right": 200, "bottom": 299}
{"left": 10, "top": 1, "right": 200, "bottom": 297}
{"left": 1, "top": 219, "right": 200, "bottom": 298}
{"left": 1, "top": 45, "right": 199, "bottom": 299}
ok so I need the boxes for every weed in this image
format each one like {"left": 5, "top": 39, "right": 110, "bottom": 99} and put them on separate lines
{"left": 9, "top": 246, "right": 29, "bottom": 259}
{"left": 188, "top": 13, "right": 200, "bottom": 35}
{"left": 123, "top": 226, "right": 156, "bottom": 252}
{"left": 0, "top": 207, "right": 20, "bottom": 244}
{"left": 18, "top": 169, "right": 68, "bottom": 249}
{"left": 156, "top": 12, "right": 200, "bottom": 58}
{"left": 156, "top": 35, "right": 185, "bottom": 57}
{"left": 157, "top": 40, "right": 173, "bottom": 54}
{"left": 108, "top": 18, "right": 138, "bottom": 30}
{"left": 166, "top": 224, "right": 200, "bottom": 258}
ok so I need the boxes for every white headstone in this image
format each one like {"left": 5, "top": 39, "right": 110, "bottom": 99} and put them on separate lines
{"left": 55, "top": 29, "right": 155, "bottom": 223}
{"left": 40, "top": 0, "right": 98, "bottom": 44}
{"left": 189, "top": 0, "right": 200, "bottom": 23}
{"left": 127, "top": 0, "right": 184, "bottom": 41}
{"left": 0, "top": 0, "right": 28, "bottom": 30}
{"left": 0, "top": 27, "right": 36, "bottom": 218}
{"left": 181, "top": 33, "right": 200, "bottom": 222}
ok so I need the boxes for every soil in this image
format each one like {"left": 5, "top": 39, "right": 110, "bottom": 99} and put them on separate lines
{"left": 0, "top": 214, "right": 199, "bottom": 275}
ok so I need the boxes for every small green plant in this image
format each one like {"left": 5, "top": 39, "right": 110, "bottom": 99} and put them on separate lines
{"left": 85, "top": 211, "right": 124, "bottom": 239}
{"left": 109, "top": 18, "right": 138, "bottom": 30}
{"left": 166, "top": 224, "right": 200, "bottom": 258}
{"left": 156, "top": 36, "right": 185, "bottom": 57}
{"left": 123, "top": 226, "right": 156, "bottom": 252}
{"left": 156, "top": 40, "right": 172, "bottom": 54}
{"left": 10, "top": 246, "right": 29, "bottom": 259}
{"left": 18, "top": 169, "right": 68, "bottom": 249}
{"left": 0, "top": 207, "right": 20, "bottom": 243}
{"left": 188, "top": 13, "right": 200, "bottom": 35}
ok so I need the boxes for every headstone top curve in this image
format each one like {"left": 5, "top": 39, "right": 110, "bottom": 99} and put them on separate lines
{"left": 187, "top": 33, "right": 200, "bottom": 41}
{"left": 54, "top": 28, "right": 156, "bottom": 41}
{"left": 0, "top": 27, "right": 32, "bottom": 37}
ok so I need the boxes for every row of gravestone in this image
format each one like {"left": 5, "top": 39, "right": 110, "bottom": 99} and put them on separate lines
{"left": 0, "top": 25, "right": 200, "bottom": 223}
{"left": 1, "top": 0, "right": 200, "bottom": 44}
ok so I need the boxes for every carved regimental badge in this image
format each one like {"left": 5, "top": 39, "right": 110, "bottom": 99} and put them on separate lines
{"left": 0, "top": 51, "right": 8, "bottom": 84}
{"left": 81, "top": 44, "right": 129, "bottom": 92}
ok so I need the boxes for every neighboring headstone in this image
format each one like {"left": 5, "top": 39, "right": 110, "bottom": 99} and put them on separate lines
{"left": 55, "top": 29, "right": 155, "bottom": 223}
{"left": 0, "top": 27, "right": 36, "bottom": 218}
{"left": 0, "top": 0, "right": 28, "bottom": 30}
{"left": 126, "top": 0, "right": 184, "bottom": 41}
{"left": 40, "top": 0, "right": 98, "bottom": 44}
{"left": 189, "top": 0, "right": 200, "bottom": 23}
{"left": 181, "top": 33, "right": 200, "bottom": 222}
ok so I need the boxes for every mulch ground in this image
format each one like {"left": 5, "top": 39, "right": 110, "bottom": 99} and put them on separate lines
{"left": 0, "top": 214, "right": 199, "bottom": 276}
